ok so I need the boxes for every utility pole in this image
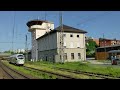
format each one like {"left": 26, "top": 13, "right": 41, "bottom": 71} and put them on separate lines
{"left": 11, "top": 11, "right": 16, "bottom": 54}
{"left": 103, "top": 33, "right": 106, "bottom": 59}
{"left": 25, "top": 34, "right": 28, "bottom": 60}
{"left": 59, "top": 11, "right": 64, "bottom": 64}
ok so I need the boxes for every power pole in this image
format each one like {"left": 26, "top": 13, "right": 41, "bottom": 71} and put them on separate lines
{"left": 25, "top": 34, "right": 28, "bottom": 60}
{"left": 59, "top": 11, "right": 64, "bottom": 64}
{"left": 11, "top": 11, "right": 16, "bottom": 54}
{"left": 103, "top": 33, "right": 106, "bottom": 59}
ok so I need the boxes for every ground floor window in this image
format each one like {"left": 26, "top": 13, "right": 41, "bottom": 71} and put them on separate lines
{"left": 46, "top": 56, "right": 47, "bottom": 61}
{"left": 64, "top": 53, "right": 67, "bottom": 60}
{"left": 78, "top": 53, "right": 81, "bottom": 59}
{"left": 60, "top": 55, "right": 61, "bottom": 60}
{"left": 71, "top": 53, "right": 74, "bottom": 60}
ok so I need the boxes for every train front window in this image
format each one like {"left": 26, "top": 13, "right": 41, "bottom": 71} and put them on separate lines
{"left": 17, "top": 55, "right": 24, "bottom": 59}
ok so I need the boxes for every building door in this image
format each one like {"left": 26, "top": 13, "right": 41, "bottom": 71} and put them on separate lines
{"left": 46, "top": 56, "right": 47, "bottom": 61}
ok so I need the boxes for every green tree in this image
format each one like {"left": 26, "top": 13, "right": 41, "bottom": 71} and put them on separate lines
{"left": 86, "top": 40, "right": 99, "bottom": 57}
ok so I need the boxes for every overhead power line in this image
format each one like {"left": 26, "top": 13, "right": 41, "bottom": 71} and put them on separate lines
{"left": 77, "top": 12, "right": 111, "bottom": 26}
{"left": 0, "top": 42, "right": 24, "bottom": 44}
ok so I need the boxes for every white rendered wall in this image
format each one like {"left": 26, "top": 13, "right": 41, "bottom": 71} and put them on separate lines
{"left": 29, "top": 22, "right": 54, "bottom": 60}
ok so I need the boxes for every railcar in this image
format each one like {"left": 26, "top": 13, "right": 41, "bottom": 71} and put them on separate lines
{"left": 9, "top": 54, "right": 25, "bottom": 66}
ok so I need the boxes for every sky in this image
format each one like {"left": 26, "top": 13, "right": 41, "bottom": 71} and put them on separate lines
{"left": 0, "top": 11, "right": 120, "bottom": 52}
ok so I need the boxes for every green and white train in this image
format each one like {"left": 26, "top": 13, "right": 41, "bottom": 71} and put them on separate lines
{"left": 9, "top": 54, "right": 25, "bottom": 66}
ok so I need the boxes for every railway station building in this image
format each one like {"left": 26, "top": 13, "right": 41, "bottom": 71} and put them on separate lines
{"left": 27, "top": 20, "right": 87, "bottom": 63}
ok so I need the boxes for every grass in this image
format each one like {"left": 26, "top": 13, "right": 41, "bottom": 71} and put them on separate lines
{"left": 2, "top": 61, "right": 57, "bottom": 79}
{"left": 4, "top": 60, "right": 120, "bottom": 79}
{"left": 25, "top": 60, "right": 120, "bottom": 78}
{"left": 2, "top": 60, "right": 97, "bottom": 79}
{"left": 25, "top": 62, "right": 95, "bottom": 79}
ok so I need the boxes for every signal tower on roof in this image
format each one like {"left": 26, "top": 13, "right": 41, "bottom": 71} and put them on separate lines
{"left": 26, "top": 19, "right": 54, "bottom": 61}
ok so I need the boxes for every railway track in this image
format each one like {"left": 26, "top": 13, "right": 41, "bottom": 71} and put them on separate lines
{"left": 2, "top": 60, "right": 118, "bottom": 79}
{"left": 23, "top": 66, "right": 78, "bottom": 79}
{"left": 0, "top": 61, "right": 33, "bottom": 79}
{"left": 54, "top": 67, "right": 120, "bottom": 79}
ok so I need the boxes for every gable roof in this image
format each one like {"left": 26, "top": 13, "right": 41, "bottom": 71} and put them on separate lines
{"left": 54, "top": 24, "right": 87, "bottom": 33}
{"left": 37, "top": 24, "right": 87, "bottom": 40}
{"left": 99, "top": 38, "right": 120, "bottom": 41}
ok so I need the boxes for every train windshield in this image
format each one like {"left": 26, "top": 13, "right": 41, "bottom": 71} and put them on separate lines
{"left": 17, "top": 55, "right": 24, "bottom": 59}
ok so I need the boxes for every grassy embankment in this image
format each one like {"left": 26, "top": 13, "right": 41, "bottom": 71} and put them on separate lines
{"left": 2, "top": 60, "right": 57, "bottom": 79}
{"left": 25, "top": 60, "right": 120, "bottom": 77}
{"left": 2, "top": 60, "right": 98, "bottom": 79}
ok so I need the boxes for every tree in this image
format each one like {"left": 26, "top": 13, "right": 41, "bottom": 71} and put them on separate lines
{"left": 86, "top": 40, "right": 99, "bottom": 57}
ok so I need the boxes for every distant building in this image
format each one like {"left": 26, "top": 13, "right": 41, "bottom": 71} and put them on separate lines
{"left": 85, "top": 36, "right": 99, "bottom": 46}
{"left": 14, "top": 49, "right": 25, "bottom": 53}
{"left": 99, "top": 38, "right": 120, "bottom": 47}
{"left": 95, "top": 45, "right": 120, "bottom": 60}
{"left": 93, "top": 38, "right": 99, "bottom": 46}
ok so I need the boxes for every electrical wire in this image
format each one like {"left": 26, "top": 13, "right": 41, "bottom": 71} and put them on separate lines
{"left": 77, "top": 11, "right": 111, "bottom": 26}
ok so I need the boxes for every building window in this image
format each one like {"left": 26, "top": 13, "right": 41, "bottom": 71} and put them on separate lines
{"left": 60, "top": 55, "right": 61, "bottom": 60}
{"left": 63, "top": 34, "right": 66, "bottom": 37}
{"left": 64, "top": 42, "right": 66, "bottom": 48}
{"left": 46, "top": 56, "right": 47, "bottom": 61}
{"left": 78, "top": 53, "right": 81, "bottom": 59}
{"left": 77, "top": 35, "right": 79, "bottom": 38}
{"left": 71, "top": 53, "right": 74, "bottom": 60}
{"left": 70, "top": 42, "right": 74, "bottom": 48}
{"left": 64, "top": 46, "right": 66, "bottom": 48}
{"left": 70, "top": 34, "right": 73, "bottom": 37}
{"left": 64, "top": 53, "right": 67, "bottom": 60}
{"left": 53, "top": 55, "right": 55, "bottom": 63}
{"left": 77, "top": 43, "right": 80, "bottom": 48}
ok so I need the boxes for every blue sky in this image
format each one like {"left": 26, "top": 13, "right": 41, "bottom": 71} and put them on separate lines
{"left": 0, "top": 11, "right": 120, "bottom": 52}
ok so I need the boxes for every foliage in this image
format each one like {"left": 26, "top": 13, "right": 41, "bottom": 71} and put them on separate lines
{"left": 86, "top": 40, "right": 99, "bottom": 57}
{"left": 25, "top": 61, "right": 120, "bottom": 78}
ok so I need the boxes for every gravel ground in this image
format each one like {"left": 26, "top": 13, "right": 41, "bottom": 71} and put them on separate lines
{"left": 85, "top": 60, "right": 120, "bottom": 68}
{"left": 0, "top": 66, "right": 10, "bottom": 79}
{"left": 87, "top": 60, "right": 111, "bottom": 65}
